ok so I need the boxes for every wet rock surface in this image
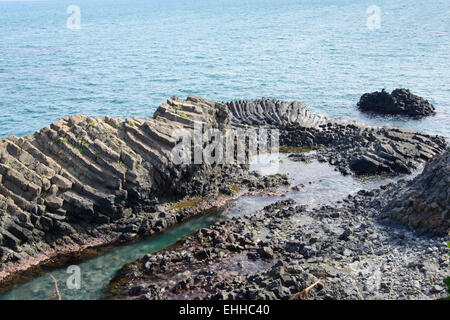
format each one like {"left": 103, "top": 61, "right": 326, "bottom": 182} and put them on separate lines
{"left": 109, "top": 180, "right": 449, "bottom": 300}
{"left": 227, "top": 98, "right": 446, "bottom": 176}
{"left": 281, "top": 123, "right": 446, "bottom": 175}
{"left": 357, "top": 88, "right": 436, "bottom": 117}
{"left": 106, "top": 96, "right": 448, "bottom": 300}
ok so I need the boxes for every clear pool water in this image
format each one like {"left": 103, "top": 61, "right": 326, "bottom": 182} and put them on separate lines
{"left": 0, "top": 213, "right": 218, "bottom": 300}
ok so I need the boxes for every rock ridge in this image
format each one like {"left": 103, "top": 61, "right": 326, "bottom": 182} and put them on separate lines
{"left": 0, "top": 94, "right": 447, "bottom": 293}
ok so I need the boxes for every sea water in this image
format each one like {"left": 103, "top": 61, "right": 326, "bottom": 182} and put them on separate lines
{"left": 0, "top": 0, "right": 449, "bottom": 139}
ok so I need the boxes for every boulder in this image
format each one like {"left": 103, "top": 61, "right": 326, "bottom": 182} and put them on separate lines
{"left": 357, "top": 88, "right": 436, "bottom": 117}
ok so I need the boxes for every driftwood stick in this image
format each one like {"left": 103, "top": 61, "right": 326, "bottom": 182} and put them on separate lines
{"left": 49, "top": 274, "right": 62, "bottom": 300}
{"left": 290, "top": 278, "right": 327, "bottom": 300}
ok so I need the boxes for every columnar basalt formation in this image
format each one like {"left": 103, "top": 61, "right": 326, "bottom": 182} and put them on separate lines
{"left": 107, "top": 149, "right": 449, "bottom": 301}
{"left": 357, "top": 88, "right": 436, "bottom": 117}
{"left": 109, "top": 185, "right": 449, "bottom": 300}
{"left": 226, "top": 98, "right": 328, "bottom": 128}
{"left": 0, "top": 95, "right": 228, "bottom": 231}
{"left": 227, "top": 98, "right": 446, "bottom": 175}
{"left": 282, "top": 123, "right": 447, "bottom": 175}
{"left": 0, "top": 95, "right": 230, "bottom": 224}
{"left": 381, "top": 148, "right": 449, "bottom": 236}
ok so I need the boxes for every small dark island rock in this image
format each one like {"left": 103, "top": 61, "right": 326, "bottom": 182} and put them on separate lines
{"left": 357, "top": 88, "right": 436, "bottom": 117}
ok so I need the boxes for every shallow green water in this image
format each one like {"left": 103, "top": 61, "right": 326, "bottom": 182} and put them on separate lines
{"left": 0, "top": 153, "right": 415, "bottom": 300}
{"left": 0, "top": 213, "right": 219, "bottom": 300}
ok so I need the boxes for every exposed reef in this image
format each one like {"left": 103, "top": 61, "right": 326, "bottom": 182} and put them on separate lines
{"left": 357, "top": 88, "right": 436, "bottom": 117}
{"left": 108, "top": 97, "right": 448, "bottom": 301}
{"left": 0, "top": 94, "right": 448, "bottom": 295}
{"left": 109, "top": 177, "right": 449, "bottom": 300}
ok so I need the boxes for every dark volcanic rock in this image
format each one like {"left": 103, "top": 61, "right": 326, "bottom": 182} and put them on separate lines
{"left": 281, "top": 124, "right": 446, "bottom": 175}
{"left": 110, "top": 192, "right": 449, "bottom": 300}
{"left": 350, "top": 156, "right": 382, "bottom": 175}
{"left": 0, "top": 95, "right": 286, "bottom": 285}
{"left": 228, "top": 97, "right": 446, "bottom": 176}
{"left": 357, "top": 88, "right": 436, "bottom": 117}
{"left": 225, "top": 98, "right": 327, "bottom": 127}
{"left": 382, "top": 148, "right": 449, "bottom": 236}
{"left": 1, "top": 93, "right": 448, "bottom": 294}
{"left": 106, "top": 95, "right": 448, "bottom": 300}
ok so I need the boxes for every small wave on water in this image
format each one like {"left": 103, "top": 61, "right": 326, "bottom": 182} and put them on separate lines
{"left": 0, "top": 0, "right": 449, "bottom": 139}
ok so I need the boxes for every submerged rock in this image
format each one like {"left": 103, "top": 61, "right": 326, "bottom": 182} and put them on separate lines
{"left": 357, "top": 88, "right": 436, "bottom": 117}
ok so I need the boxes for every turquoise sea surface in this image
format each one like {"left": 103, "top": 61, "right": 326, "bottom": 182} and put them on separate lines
{"left": 0, "top": 0, "right": 449, "bottom": 138}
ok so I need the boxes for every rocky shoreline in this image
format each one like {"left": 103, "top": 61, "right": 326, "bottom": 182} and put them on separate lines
{"left": 0, "top": 94, "right": 448, "bottom": 297}
{"left": 0, "top": 95, "right": 289, "bottom": 291}
{"left": 0, "top": 178, "right": 285, "bottom": 294}
{"left": 108, "top": 150, "right": 449, "bottom": 300}
{"left": 227, "top": 98, "right": 446, "bottom": 175}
